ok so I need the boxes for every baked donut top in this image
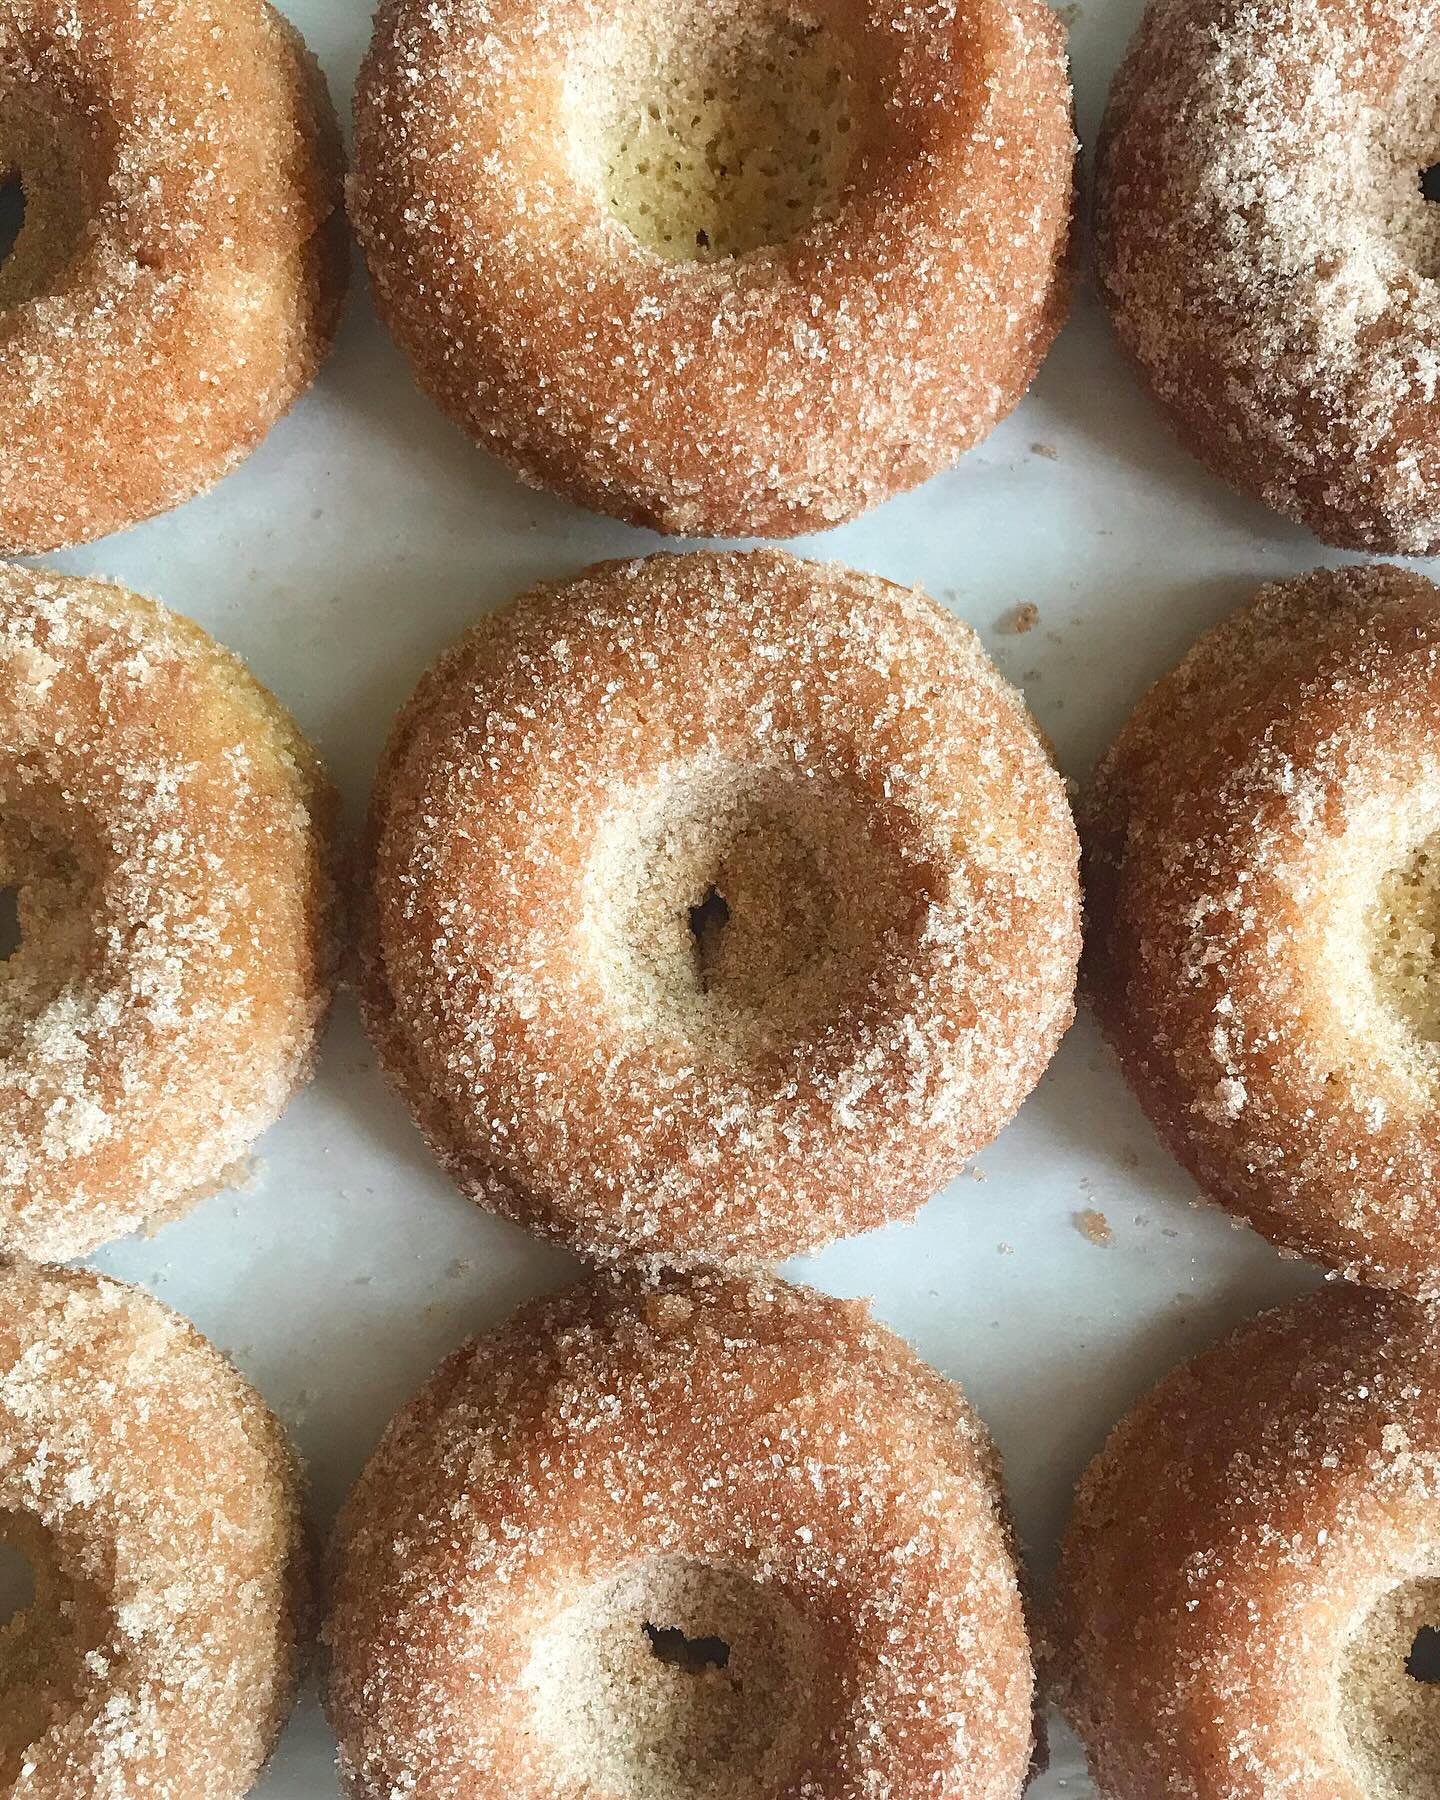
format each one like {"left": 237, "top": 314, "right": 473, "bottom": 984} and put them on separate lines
{"left": 1059, "top": 1285, "right": 1440, "bottom": 1799}
{"left": 1098, "top": 0, "right": 1440, "bottom": 550}
{"left": 363, "top": 551, "right": 1079, "bottom": 1263}
{"left": 0, "top": 565, "right": 335, "bottom": 1260}
{"left": 352, "top": 0, "right": 1074, "bottom": 535}
{"left": 326, "top": 1273, "right": 1036, "bottom": 1799}
{"left": 0, "top": 1262, "right": 302, "bottom": 1793}
{"left": 1087, "top": 563, "right": 1440, "bottom": 1293}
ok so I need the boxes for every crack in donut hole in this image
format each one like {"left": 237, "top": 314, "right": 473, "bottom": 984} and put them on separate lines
{"left": 525, "top": 1558, "right": 818, "bottom": 1800}
{"left": 1339, "top": 1576, "right": 1440, "bottom": 1795}
{"left": 583, "top": 765, "right": 932, "bottom": 1061}
{"left": 567, "top": 5, "right": 863, "bottom": 261}
{"left": 1365, "top": 836, "right": 1440, "bottom": 1053}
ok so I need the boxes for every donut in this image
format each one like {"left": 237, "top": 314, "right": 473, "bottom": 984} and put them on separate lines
{"left": 0, "top": 1261, "right": 306, "bottom": 1796}
{"left": 349, "top": 0, "right": 1075, "bottom": 538}
{"left": 1095, "top": 0, "right": 1440, "bottom": 553}
{"left": 324, "top": 1271, "right": 1038, "bottom": 1799}
{"left": 360, "top": 550, "right": 1080, "bottom": 1265}
{"left": 0, "top": 0, "right": 346, "bottom": 556}
{"left": 1056, "top": 1283, "right": 1440, "bottom": 1799}
{"left": 0, "top": 564, "right": 337, "bottom": 1262}
{"left": 1086, "top": 564, "right": 1440, "bottom": 1293}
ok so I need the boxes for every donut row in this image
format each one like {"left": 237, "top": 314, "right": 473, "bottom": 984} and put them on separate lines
{"left": 15, "top": 551, "right": 1440, "bottom": 1298}
{"left": 5, "top": 0, "right": 1435, "bottom": 552}
{"left": 14, "top": 1253, "right": 1440, "bottom": 1798}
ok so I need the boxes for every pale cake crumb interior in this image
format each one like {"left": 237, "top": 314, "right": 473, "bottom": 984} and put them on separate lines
{"left": 567, "top": 3, "right": 860, "bottom": 261}
{"left": 1367, "top": 833, "right": 1440, "bottom": 1049}
{"left": 524, "top": 1555, "right": 818, "bottom": 1800}
{"left": 1338, "top": 1576, "right": 1440, "bottom": 1798}
{"left": 582, "top": 761, "right": 929, "bottom": 1060}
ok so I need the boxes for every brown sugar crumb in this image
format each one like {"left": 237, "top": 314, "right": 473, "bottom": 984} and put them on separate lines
{"left": 1001, "top": 602, "right": 1041, "bottom": 635}
{"left": 1074, "top": 1208, "right": 1114, "bottom": 1246}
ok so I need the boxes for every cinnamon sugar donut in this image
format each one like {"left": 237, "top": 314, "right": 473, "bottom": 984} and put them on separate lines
{"left": 1096, "top": 0, "right": 1440, "bottom": 553}
{"left": 1057, "top": 1284, "right": 1440, "bottom": 1800}
{"left": 350, "top": 0, "right": 1075, "bottom": 538}
{"left": 0, "top": 1261, "right": 306, "bottom": 1797}
{"left": 360, "top": 550, "right": 1080, "bottom": 1265}
{"left": 0, "top": 565, "right": 337, "bottom": 1262}
{"left": 1086, "top": 564, "right": 1440, "bottom": 1297}
{"left": 324, "top": 1271, "right": 1038, "bottom": 1800}
{"left": 0, "top": 0, "right": 345, "bottom": 556}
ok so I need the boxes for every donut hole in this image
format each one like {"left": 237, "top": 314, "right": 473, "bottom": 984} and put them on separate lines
{"left": 0, "top": 887, "right": 22, "bottom": 962}
{"left": 583, "top": 764, "right": 932, "bottom": 1059}
{"left": 0, "top": 1539, "right": 34, "bottom": 1628}
{"left": 0, "top": 108, "right": 86, "bottom": 309}
{"left": 525, "top": 1557, "right": 819, "bottom": 1799}
{"left": 1423, "top": 164, "right": 1440, "bottom": 204}
{"left": 1339, "top": 1576, "right": 1440, "bottom": 1795}
{"left": 1366, "top": 835, "right": 1440, "bottom": 1049}
{"left": 0, "top": 175, "right": 23, "bottom": 267}
{"left": 567, "top": 3, "right": 867, "bottom": 261}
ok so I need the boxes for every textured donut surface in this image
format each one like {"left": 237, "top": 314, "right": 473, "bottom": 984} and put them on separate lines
{"left": 361, "top": 550, "right": 1080, "bottom": 1265}
{"left": 324, "top": 1271, "right": 1037, "bottom": 1799}
{"left": 350, "top": 0, "right": 1074, "bottom": 537}
{"left": 1057, "top": 1284, "right": 1440, "bottom": 1799}
{"left": 0, "top": 564, "right": 337, "bottom": 1261}
{"left": 1086, "top": 564, "right": 1440, "bottom": 1296}
{"left": 1096, "top": 0, "right": 1440, "bottom": 553}
{"left": 0, "top": 0, "right": 346, "bottom": 555}
{"left": 0, "top": 1261, "right": 306, "bottom": 1798}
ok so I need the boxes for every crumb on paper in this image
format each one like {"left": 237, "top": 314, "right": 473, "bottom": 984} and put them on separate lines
{"left": 1074, "top": 1207, "right": 1114, "bottom": 1247}
{"left": 448, "top": 1258, "right": 475, "bottom": 1278}
{"left": 1000, "top": 602, "right": 1041, "bottom": 635}
{"left": 1030, "top": 439, "right": 1061, "bottom": 459}
{"left": 997, "top": 1242, "right": 1014, "bottom": 1256}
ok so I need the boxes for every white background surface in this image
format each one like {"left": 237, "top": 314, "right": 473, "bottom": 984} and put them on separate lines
{"left": 28, "top": 0, "right": 1433, "bottom": 1791}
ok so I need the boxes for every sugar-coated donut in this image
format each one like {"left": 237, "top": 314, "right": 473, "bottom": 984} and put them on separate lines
{"left": 0, "top": 0, "right": 345, "bottom": 556}
{"left": 0, "top": 565, "right": 337, "bottom": 1262}
{"left": 0, "top": 1261, "right": 306, "bottom": 1797}
{"left": 1057, "top": 1284, "right": 1440, "bottom": 1799}
{"left": 1096, "top": 0, "right": 1440, "bottom": 553}
{"left": 324, "top": 1271, "right": 1038, "bottom": 1799}
{"left": 360, "top": 550, "right": 1080, "bottom": 1265}
{"left": 1086, "top": 564, "right": 1440, "bottom": 1295}
{"left": 350, "top": 0, "right": 1075, "bottom": 538}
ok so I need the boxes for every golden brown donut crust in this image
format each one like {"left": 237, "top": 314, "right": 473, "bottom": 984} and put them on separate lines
{"left": 1085, "top": 564, "right": 1440, "bottom": 1297}
{"left": 1056, "top": 1285, "right": 1440, "bottom": 1799}
{"left": 1096, "top": 0, "right": 1440, "bottom": 553}
{"left": 0, "top": 565, "right": 338, "bottom": 1261}
{"left": 0, "top": 1261, "right": 307, "bottom": 1798}
{"left": 323, "top": 1271, "right": 1037, "bottom": 1800}
{"left": 350, "top": 0, "right": 1074, "bottom": 538}
{"left": 0, "top": 0, "right": 346, "bottom": 556}
{"left": 360, "top": 550, "right": 1080, "bottom": 1265}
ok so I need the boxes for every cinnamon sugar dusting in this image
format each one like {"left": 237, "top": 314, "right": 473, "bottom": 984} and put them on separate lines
{"left": 0, "top": 1263, "right": 305, "bottom": 1794}
{"left": 1098, "top": 0, "right": 1440, "bottom": 552}
{"left": 324, "top": 1272, "right": 1037, "bottom": 1799}
{"left": 0, "top": 565, "right": 337, "bottom": 1261}
{"left": 360, "top": 551, "right": 1081, "bottom": 1266}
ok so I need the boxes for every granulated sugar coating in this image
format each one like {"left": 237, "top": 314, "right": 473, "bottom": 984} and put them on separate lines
{"left": 1096, "top": 0, "right": 1440, "bottom": 554}
{"left": 0, "top": 0, "right": 346, "bottom": 556}
{"left": 1085, "top": 564, "right": 1440, "bottom": 1298}
{"left": 1056, "top": 1285, "right": 1440, "bottom": 1799}
{"left": 323, "top": 1271, "right": 1038, "bottom": 1800}
{"left": 0, "top": 565, "right": 338, "bottom": 1261}
{"left": 349, "top": 0, "right": 1075, "bottom": 538}
{"left": 359, "top": 550, "right": 1081, "bottom": 1266}
{"left": 0, "top": 1262, "right": 307, "bottom": 1797}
